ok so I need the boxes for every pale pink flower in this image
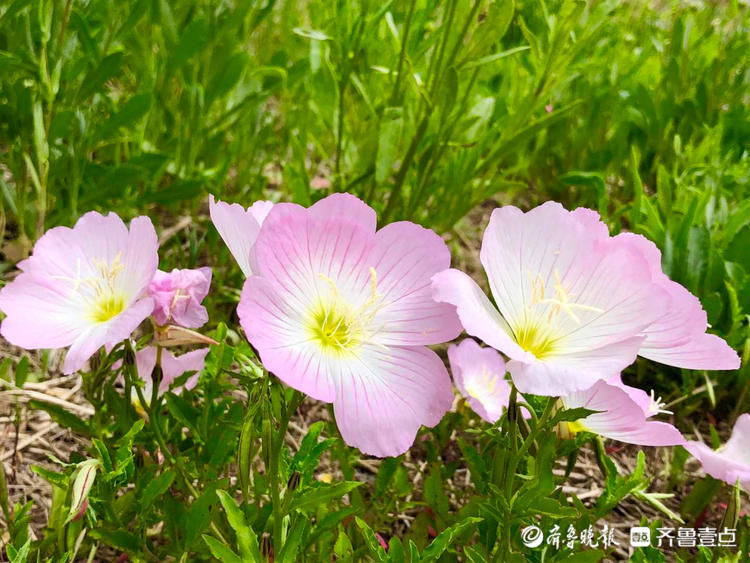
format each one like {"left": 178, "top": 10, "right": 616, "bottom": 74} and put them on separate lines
{"left": 610, "top": 233, "right": 739, "bottom": 370}
{"left": 432, "top": 202, "right": 667, "bottom": 396}
{"left": 149, "top": 267, "right": 212, "bottom": 328}
{"left": 685, "top": 414, "right": 750, "bottom": 490}
{"left": 130, "top": 346, "right": 209, "bottom": 398}
{"left": 236, "top": 193, "right": 462, "bottom": 457}
{"left": 0, "top": 212, "right": 158, "bottom": 373}
{"left": 448, "top": 338, "right": 528, "bottom": 423}
{"left": 209, "top": 195, "right": 274, "bottom": 277}
{"left": 561, "top": 380, "right": 685, "bottom": 446}
{"left": 432, "top": 202, "right": 739, "bottom": 397}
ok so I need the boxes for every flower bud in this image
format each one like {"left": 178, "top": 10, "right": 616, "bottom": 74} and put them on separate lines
{"left": 67, "top": 458, "right": 100, "bottom": 523}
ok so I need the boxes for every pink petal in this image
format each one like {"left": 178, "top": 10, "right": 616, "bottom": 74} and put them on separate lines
{"left": 431, "top": 269, "right": 531, "bottom": 362}
{"left": 120, "top": 216, "right": 160, "bottom": 298}
{"left": 601, "top": 421, "right": 686, "bottom": 447}
{"left": 251, "top": 197, "right": 376, "bottom": 315}
{"left": 562, "top": 380, "right": 684, "bottom": 446}
{"left": 368, "top": 222, "right": 462, "bottom": 346}
{"left": 63, "top": 325, "right": 110, "bottom": 374}
{"left": 448, "top": 339, "right": 510, "bottom": 423}
{"left": 686, "top": 441, "right": 750, "bottom": 490}
{"left": 332, "top": 345, "right": 454, "bottom": 457}
{"left": 239, "top": 276, "right": 336, "bottom": 402}
{"left": 0, "top": 272, "right": 88, "bottom": 348}
{"left": 248, "top": 200, "right": 275, "bottom": 225}
{"left": 149, "top": 267, "right": 212, "bottom": 328}
{"left": 161, "top": 347, "right": 209, "bottom": 391}
{"left": 722, "top": 414, "right": 750, "bottom": 464}
{"left": 614, "top": 233, "right": 739, "bottom": 370}
{"left": 508, "top": 336, "right": 644, "bottom": 396}
{"left": 640, "top": 332, "right": 740, "bottom": 371}
{"left": 0, "top": 212, "right": 158, "bottom": 372}
{"left": 209, "top": 195, "right": 266, "bottom": 277}
{"left": 62, "top": 298, "right": 154, "bottom": 374}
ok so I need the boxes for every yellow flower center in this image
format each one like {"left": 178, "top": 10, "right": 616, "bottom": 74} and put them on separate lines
{"left": 310, "top": 302, "right": 361, "bottom": 352}
{"left": 465, "top": 365, "right": 500, "bottom": 399}
{"left": 307, "top": 268, "right": 384, "bottom": 356}
{"left": 511, "top": 269, "right": 603, "bottom": 359}
{"left": 53, "top": 253, "right": 129, "bottom": 324}
{"left": 91, "top": 294, "right": 126, "bottom": 323}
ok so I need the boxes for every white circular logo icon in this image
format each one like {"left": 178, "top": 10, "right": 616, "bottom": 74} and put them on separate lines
{"left": 521, "top": 525, "right": 544, "bottom": 548}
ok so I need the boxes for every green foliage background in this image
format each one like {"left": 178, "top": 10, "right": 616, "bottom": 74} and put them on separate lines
{"left": 1, "top": 0, "right": 749, "bottom": 561}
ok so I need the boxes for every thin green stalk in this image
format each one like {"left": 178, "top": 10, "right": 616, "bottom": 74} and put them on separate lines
{"left": 389, "top": 0, "right": 417, "bottom": 105}
{"left": 124, "top": 341, "right": 228, "bottom": 546}
{"left": 269, "top": 389, "right": 303, "bottom": 553}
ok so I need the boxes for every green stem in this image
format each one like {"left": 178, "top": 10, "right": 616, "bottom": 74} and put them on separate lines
{"left": 124, "top": 341, "right": 229, "bottom": 546}
{"left": 389, "top": 0, "right": 417, "bottom": 105}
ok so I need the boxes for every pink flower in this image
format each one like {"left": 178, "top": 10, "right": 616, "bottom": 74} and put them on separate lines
{"left": 120, "top": 346, "right": 209, "bottom": 408}
{"left": 0, "top": 212, "right": 158, "bottom": 374}
{"left": 236, "top": 193, "right": 462, "bottom": 457}
{"left": 149, "top": 267, "right": 212, "bottom": 328}
{"left": 611, "top": 233, "right": 739, "bottom": 370}
{"left": 432, "top": 202, "right": 739, "bottom": 397}
{"left": 561, "top": 380, "right": 685, "bottom": 446}
{"left": 209, "top": 195, "right": 274, "bottom": 277}
{"left": 686, "top": 414, "right": 750, "bottom": 490}
{"left": 448, "top": 339, "right": 528, "bottom": 423}
{"left": 432, "top": 202, "right": 668, "bottom": 396}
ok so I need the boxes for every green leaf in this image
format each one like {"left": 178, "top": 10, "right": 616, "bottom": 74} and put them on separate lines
{"left": 203, "top": 535, "right": 242, "bottom": 563}
{"left": 95, "top": 93, "right": 152, "bottom": 140}
{"left": 463, "top": 46, "right": 529, "bottom": 69}
{"left": 375, "top": 108, "right": 403, "bottom": 184}
{"left": 389, "top": 536, "right": 405, "bottom": 563}
{"left": 140, "top": 470, "right": 176, "bottom": 509}
{"left": 172, "top": 18, "right": 210, "bottom": 68}
{"left": 30, "top": 465, "right": 67, "bottom": 489}
{"left": 289, "top": 481, "right": 364, "bottom": 512}
{"left": 144, "top": 180, "right": 204, "bottom": 205}
{"left": 355, "top": 517, "right": 387, "bottom": 562}
{"left": 13, "top": 357, "right": 30, "bottom": 388}
{"left": 164, "top": 392, "right": 201, "bottom": 437}
{"left": 77, "top": 52, "right": 125, "bottom": 101}
{"left": 550, "top": 407, "right": 599, "bottom": 426}
{"left": 277, "top": 517, "right": 309, "bottom": 563}
{"left": 421, "top": 517, "right": 482, "bottom": 561}
{"left": 28, "top": 400, "right": 91, "bottom": 437}
{"left": 92, "top": 438, "right": 113, "bottom": 473}
{"left": 292, "top": 27, "right": 330, "bottom": 41}
{"left": 89, "top": 528, "right": 140, "bottom": 553}
{"left": 216, "top": 490, "right": 261, "bottom": 562}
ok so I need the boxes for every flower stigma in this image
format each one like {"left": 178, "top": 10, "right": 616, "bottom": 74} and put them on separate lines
{"left": 309, "top": 267, "right": 386, "bottom": 356}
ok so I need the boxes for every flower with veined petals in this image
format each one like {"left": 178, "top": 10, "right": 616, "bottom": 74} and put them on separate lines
{"left": 149, "top": 267, "right": 212, "bottom": 328}
{"left": 448, "top": 339, "right": 528, "bottom": 423}
{"left": 120, "top": 346, "right": 209, "bottom": 411}
{"left": 685, "top": 414, "right": 750, "bottom": 490}
{"left": 432, "top": 202, "right": 669, "bottom": 396}
{"left": 0, "top": 212, "right": 158, "bottom": 374}
{"left": 560, "top": 380, "right": 685, "bottom": 446}
{"left": 432, "top": 202, "right": 739, "bottom": 397}
{"left": 610, "top": 233, "right": 740, "bottom": 370}
{"left": 209, "top": 195, "right": 274, "bottom": 277}
{"left": 235, "top": 193, "right": 462, "bottom": 457}
{"left": 606, "top": 374, "right": 673, "bottom": 418}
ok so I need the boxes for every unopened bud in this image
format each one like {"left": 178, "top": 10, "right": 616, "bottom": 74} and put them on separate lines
{"left": 260, "top": 533, "right": 273, "bottom": 559}
{"left": 287, "top": 471, "right": 301, "bottom": 492}
{"left": 67, "top": 459, "right": 100, "bottom": 523}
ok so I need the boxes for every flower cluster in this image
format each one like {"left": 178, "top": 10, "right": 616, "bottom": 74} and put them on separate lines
{"left": 0, "top": 195, "right": 743, "bottom": 482}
